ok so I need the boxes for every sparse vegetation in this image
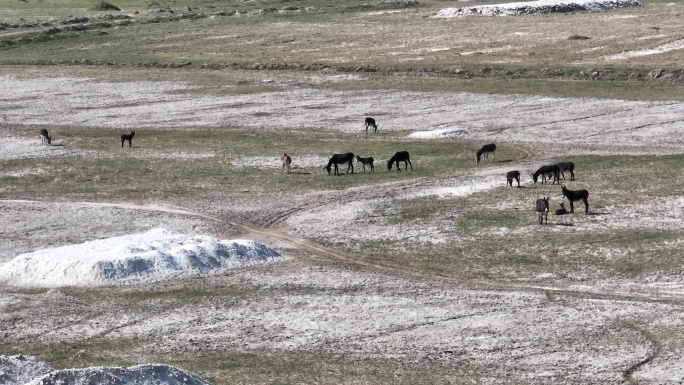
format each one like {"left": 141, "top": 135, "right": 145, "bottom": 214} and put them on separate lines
{"left": 89, "top": 1, "right": 121, "bottom": 11}
{"left": 2, "top": 0, "right": 684, "bottom": 383}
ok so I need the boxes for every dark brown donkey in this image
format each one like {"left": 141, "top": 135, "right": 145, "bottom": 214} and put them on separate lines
{"left": 561, "top": 185, "right": 589, "bottom": 213}
{"left": 121, "top": 131, "right": 135, "bottom": 148}
{"left": 506, "top": 171, "right": 520, "bottom": 187}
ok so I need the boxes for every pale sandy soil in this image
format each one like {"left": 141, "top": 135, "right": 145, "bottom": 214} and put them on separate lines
{"left": 2, "top": 74, "right": 684, "bottom": 384}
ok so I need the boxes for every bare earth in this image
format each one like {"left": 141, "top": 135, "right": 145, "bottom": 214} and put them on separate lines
{"left": 2, "top": 74, "right": 684, "bottom": 384}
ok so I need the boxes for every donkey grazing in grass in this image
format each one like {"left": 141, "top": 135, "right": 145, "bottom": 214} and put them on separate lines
{"left": 476, "top": 143, "right": 496, "bottom": 163}
{"left": 532, "top": 165, "right": 560, "bottom": 185}
{"left": 555, "top": 161, "right": 575, "bottom": 181}
{"left": 506, "top": 170, "right": 520, "bottom": 187}
{"left": 40, "top": 128, "right": 52, "bottom": 145}
{"left": 355, "top": 155, "right": 374, "bottom": 173}
{"left": 364, "top": 117, "right": 378, "bottom": 133}
{"left": 561, "top": 185, "right": 589, "bottom": 214}
{"left": 324, "top": 152, "right": 354, "bottom": 175}
{"left": 387, "top": 151, "right": 412, "bottom": 171}
{"left": 121, "top": 130, "right": 135, "bottom": 148}
{"left": 536, "top": 197, "right": 549, "bottom": 225}
{"left": 281, "top": 153, "right": 292, "bottom": 174}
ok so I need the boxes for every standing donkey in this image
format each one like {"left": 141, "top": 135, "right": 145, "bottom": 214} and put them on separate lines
{"left": 281, "top": 153, "right": 292, "bottom": 174}
{"left": 40, "top": 128, "right": 52, "bottom": 145}
{"left": 561, "top": 185, "right": 589, "bottom": 213}
{"left": 555, "top": 161, "right": 575, "bottom": 181}
{"left": 536, "top": 197, "right": 549, "bottom": 224}
{"left": 121, "top": 130, "right": 135, "bottom": 148}
{"left": 355, "top": 155, "right": 374, "bottom": 173}
{"left": 506, "top": 170, "right": 520, "bottom": 187}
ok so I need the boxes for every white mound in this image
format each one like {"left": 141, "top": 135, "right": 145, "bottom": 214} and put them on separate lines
{"left": 24, "top": 364, "right": 212, "bottom": 385}
{"left": 0, "top": 355, "right": 54, "bottom": 385}
{"left": 407, "top": 128, "right": 468, "bottom": 139}
{"left": 435, "top": 0, "right": 642, "bottom": 17}
{"left": 0, "top": 228, "right": 282, "bottom": 287}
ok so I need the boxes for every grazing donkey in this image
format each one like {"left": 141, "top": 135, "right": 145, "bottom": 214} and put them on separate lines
{"left": 506, "top": 170, "right": 520, "bottom": 187}
{"left": 476, "top": 143, "right": 496, "bottom": 163}
{"left": 281, "top": 153, "right": 292, "bottom": 174}
{"left": 324, "top": 152, "right": 354, "bottom": 175}
{"left": 364, "top": 117, "right": 378, "bottom": 133}
{"left": 121, "top": 130, "right": 135, "bottom": 148}
{"left": 561, "top": 185, "right": 589, "bottom": 214}
{"left": 554, "top": 202, "right": 567, "bottom": 215}
{"left": 532, "top": 165, "right": 560, "bottom": 185}
{"left": 555, "top": 161, "right": 575, "bottom": 181}
{"left": 355, "top": 155, "right": 375, "bottom": 173}
{"left": 536, "top": 197, "right": 549, "bottom": 225}
{"left": 387, "top": 151, "right": 412, "bottom": 171}
{"left": 40, "top": 128, "right": 52, "bottom": 145}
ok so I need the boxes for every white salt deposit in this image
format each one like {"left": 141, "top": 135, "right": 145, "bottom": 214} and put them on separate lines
{"left": 401, "top": 177, "right": 503, "bottom": 199}
{"left": 435, "top": 0, "right": 642, "bottom": 17}
{"left": 0, "top": 355, "right": 53, "bottom": 385}
{"left": 24, "top": 364, "right": 212, "bottom": 385}
{"left": 604, "top": 38, "right": 684, "bottom": 61}
{"left": 407, "top": 128, "right": 468, "bottom": 139}
{"left": 0, "top": 228, "right": 282, "bottom": 288}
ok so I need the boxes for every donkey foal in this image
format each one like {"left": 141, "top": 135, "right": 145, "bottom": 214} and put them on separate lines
{"left": 554, "top": 202, "right": 567, "bottom": 215}
{"left": 506, "top": 170, "right": 520, "bottom": 187}
{"left": 355, "top": 155, "right": 374, "bottom": 173}
{"left": 121, "top": 130, "right": 135, "bottom": 148}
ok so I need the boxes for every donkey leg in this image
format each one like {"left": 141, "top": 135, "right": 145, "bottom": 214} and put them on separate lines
{"left": 584, "top": 199, "right": 589, "bottom": 214}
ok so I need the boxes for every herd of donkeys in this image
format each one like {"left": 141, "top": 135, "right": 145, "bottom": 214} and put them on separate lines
{"left": 282, "top": 119, "right": 589, "bottom": 226}
{"left": 492, "top": 143, "right": 590, "bottom": 225}
{"left": 40, "top": 121, "right": 588, "bottom": 224}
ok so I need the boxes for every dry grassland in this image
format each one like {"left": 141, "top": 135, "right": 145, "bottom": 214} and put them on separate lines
{"left": 2, "top": 0, "right": 684, "bottom": 384}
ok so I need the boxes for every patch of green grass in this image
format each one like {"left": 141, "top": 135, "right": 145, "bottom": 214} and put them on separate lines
{"left": 347, "top": 153, "right": 684, "bottom": 280}
{"left": 1, "top": 0, "right": 683, "bottom": 100}
{"left": 358, "top": 228, "right": 682, "bottom": 280}
{"left": 4, "top": 339, "right": 492, "bottom": 384}
{"left": 0, "top": 128, "right": 527, "bottom": 199}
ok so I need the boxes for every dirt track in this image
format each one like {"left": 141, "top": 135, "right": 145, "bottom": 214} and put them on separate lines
{"left": 3, "top": 75, "right": 684, "bottom": 383}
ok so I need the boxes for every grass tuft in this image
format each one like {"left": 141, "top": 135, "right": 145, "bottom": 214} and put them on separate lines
{"left": 90, "top": 1, "right": 121, "bottom": 11}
